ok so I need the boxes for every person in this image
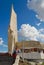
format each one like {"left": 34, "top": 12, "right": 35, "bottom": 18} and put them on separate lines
{"left": 12, "top": 50, "right": 17, "bottom": 64}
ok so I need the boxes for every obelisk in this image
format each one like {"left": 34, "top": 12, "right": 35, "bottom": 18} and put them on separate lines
{"left": 8, "top": 5, "right": 18, "bottom": 54}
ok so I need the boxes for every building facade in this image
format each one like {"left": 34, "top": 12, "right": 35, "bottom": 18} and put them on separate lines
{"left": 16, "top": 41, "right": 44, "bottom": 61}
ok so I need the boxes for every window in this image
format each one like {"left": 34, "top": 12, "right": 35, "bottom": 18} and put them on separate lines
{"left": 34, "top": 48, "right": 37, "bottom": 52}
{"left": 24, "top": 49, "right": 29, "bottom": 53}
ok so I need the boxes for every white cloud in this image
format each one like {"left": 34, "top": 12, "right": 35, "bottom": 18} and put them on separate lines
{"left": 39, "top": 29, "right": 44, "bottom": 34}
{"left": 0, "top": 51, "right": 7, "bottom": 53}
{"left": 27, "top": 0, "right": 44, "bottom": 22}
{"left": 0, "top": 38, "right": 3, "bottom": 45}
{"left": 18, "top": 24, "right": 44, "bottom": 42}
{"left": 36, "top": 22, "right": 41, "bottom": 26}
{"left": 0, "top": 38, "right": 8, "bottom": 47}
{"left": 2, "top": 44, "right": 8, "bottom": 48}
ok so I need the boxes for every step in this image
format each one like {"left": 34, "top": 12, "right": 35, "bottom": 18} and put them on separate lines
{"left": 0, "top": 55, "right": 15, "bottom": 65}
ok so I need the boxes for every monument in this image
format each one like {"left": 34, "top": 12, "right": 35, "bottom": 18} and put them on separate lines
{"left": 8, "top": 5, "right": 18, "bottom": 54}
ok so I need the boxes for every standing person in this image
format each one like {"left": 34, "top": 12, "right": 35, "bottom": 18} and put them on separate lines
{"left": 12, "top": 48, "right": 17, "bottom": 64}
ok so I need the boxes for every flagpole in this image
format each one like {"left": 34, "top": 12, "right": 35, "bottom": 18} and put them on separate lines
{"left": 22, "top": 41, "right": 24, "bottom": 62}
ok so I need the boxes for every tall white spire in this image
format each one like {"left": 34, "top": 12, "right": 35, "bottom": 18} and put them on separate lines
{"left": 10, "top": 4, "right": 18, "bottom": 42}
{"left": 8, "top": 4, "right": 18, "bottom": 54}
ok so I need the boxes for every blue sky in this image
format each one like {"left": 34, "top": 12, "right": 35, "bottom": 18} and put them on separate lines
{"left": 0, "top": 0, "right": 44, "bottom": 52}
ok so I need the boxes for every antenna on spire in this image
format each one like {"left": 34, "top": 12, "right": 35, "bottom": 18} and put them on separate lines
{"left": 10, "top": 4, "right": 16, "bottom": 25}
{"left": 11, "top": 4, "right": 16, "bottom": 16}
{"left": 11, "top": 4, "right": 14, "bottom": 10}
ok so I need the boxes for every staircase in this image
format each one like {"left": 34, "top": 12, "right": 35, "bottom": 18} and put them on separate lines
{"left": 0, "top": 55, "right": 15, "bottom": 65}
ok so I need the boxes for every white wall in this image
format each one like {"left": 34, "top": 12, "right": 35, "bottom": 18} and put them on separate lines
{"left": 18, "top": 52, "right": 44, "bottom": 59}
{"left": 41, "top": 52, "right": 44, "bottom": 59}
